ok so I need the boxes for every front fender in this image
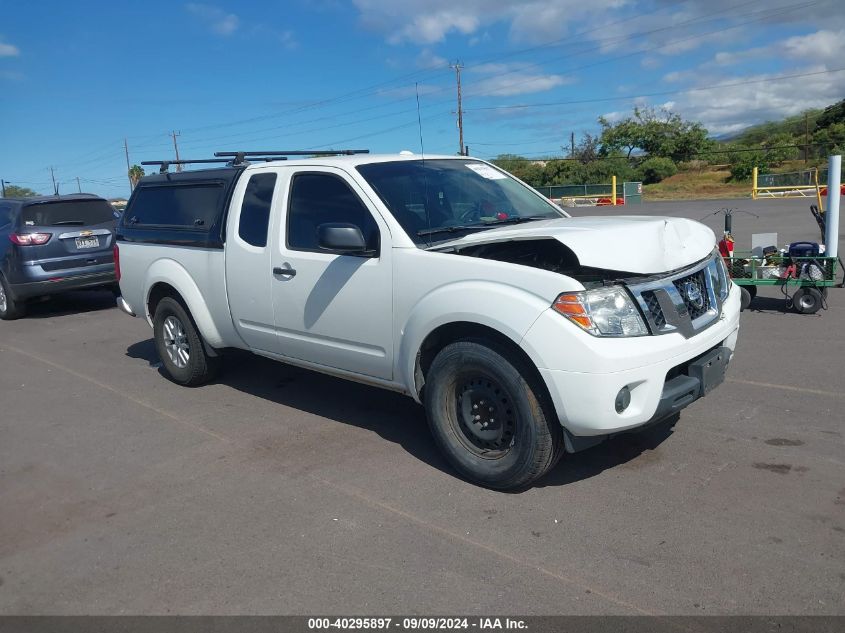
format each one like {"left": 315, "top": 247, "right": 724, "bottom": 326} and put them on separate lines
{"left": 398, "top": 281, "right": 554, "bottom": 401}
{"left": 144, "top": 258, "right": 225, "bottom": 348}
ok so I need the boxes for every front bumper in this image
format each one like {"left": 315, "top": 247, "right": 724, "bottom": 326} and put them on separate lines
{"left": 522, "top": 282, "right": 741, "bottom": 439}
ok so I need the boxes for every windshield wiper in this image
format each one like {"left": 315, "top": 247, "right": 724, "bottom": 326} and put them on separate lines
{"left": 417, "top": 215, "right": 552, "bottom": 238}
{"left": 479, "top": 215, "right": 553, "bottom": 227}
{"left": 417, "top": 224, "right": 491, "bottom": 237}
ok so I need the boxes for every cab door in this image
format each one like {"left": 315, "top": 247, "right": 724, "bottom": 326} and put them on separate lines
{"left": 225, "top": 169, "right": 280, "bottom": 352}
{"left": 270, "top": 167, "right": 393, "bottom": 380}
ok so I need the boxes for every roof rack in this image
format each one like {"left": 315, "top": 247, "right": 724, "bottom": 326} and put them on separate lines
{"left": 141, "top": 149, "right": 369, "bottom": 174}
{"left": 214, "top": 149, "right": 370, "bottom": 158}
{"left": 140, "top": 158, "right": 238, "bottom": 174}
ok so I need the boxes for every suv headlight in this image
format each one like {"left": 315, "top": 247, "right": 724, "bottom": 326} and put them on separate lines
{"left": 552, "top": 286, "right": 648, "bottom": 337}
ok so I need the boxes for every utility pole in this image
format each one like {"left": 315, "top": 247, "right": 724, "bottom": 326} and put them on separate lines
{"left": 124, "top": 138, "right": 133, "bottom": 191}
{"left": 50, "top": 167, "right": 58, "bottom": 195}
{"left": 76, "top": 177, "right": 82, "bottom": 193}
{"left": 570, "top": 132, "right": 575, "bottom": 158}
{"left": 1, "top": 180, "right": 7, "bottom": 197}
{"left": 804, "top": 112, "right": 810, "bottom": 164}
{"left": 170, "top": 130, "right": 182, "bottom": 172}
{"left": 450, "top": 61, "right": 465, "bottom": 156}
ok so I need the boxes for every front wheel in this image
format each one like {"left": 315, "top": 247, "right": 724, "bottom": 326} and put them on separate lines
{"left": 153, "top": 297, "right": 220, "bottom": 386}
{"left": 423, "top": 340, "right": 562, "bottom": 490}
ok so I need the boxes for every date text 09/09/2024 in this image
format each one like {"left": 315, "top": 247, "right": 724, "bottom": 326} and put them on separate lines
{"left": 307, "top": 617, "right": 528, "bottom": 630}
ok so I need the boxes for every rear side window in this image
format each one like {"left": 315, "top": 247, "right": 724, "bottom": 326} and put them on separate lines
{"left": 238, "top": 173, "right": 276, "bottom": 247}
{"left": 0, "top": 206, "right": 12, "bottom": 230}
{"left": 21, "top": 200, "right": 116, "bottom": 227}
{"left": 287, "top": 173, "right": 379, "bottom": 252}
{"left": 127, "top": 184, "right": 224, "bottom": 228}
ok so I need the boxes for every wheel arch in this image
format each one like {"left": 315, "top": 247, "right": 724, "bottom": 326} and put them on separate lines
{"left": 143, "top": 259, "right": 225, "bottom": 348}
{"left": 412, "top": 321, "right": 554, "bottom": 418}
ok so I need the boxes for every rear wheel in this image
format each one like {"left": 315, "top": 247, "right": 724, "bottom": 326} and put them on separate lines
{"left": 423, "top": 340, "right": 562, "bottom": 490}
{"left": 792, "top": 287, "right": 823, "bottom": 314}
{"left": 153, "top": 297, "right": 219, "bottom": 386}
{"left": 739, "top": 285, "right": 755, "bottom": 311}
{"left": 0, "top": 276, "right": 26, "bottom": 320}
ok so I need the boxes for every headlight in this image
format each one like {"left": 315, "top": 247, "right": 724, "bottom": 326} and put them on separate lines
{"left": 710, "top": 250, "right": 731, "bottom": 301}
{"left": 552, "top": 286, "right": 648, "bottom": 337}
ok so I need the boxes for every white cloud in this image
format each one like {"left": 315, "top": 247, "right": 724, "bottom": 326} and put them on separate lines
{"left": 185, "top": 3, "right": 239, "bottom": 36}
{"left": 783, "top": 29, "right": 845, "bottom": 66}
{"left": 416, "top": 48, "right": 447, "bottom": 69}
{"left": 0, "top": 38, "right": 20, "bottom": 57}
{"left": 659, "top": 65, "right": 845, "bottom": 135}
{"left": 352, "top": 0, "right": 625, "bottom": 45}
{"left": 466, "top": 62, "right": 572, "bottom": 97}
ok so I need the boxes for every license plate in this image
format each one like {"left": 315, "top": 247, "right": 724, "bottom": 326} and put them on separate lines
{"left": 75, "top": 237, "right": 99, "bottom": 249}
{"left": 688, "top": 347, "right": 730, "bottom": 396}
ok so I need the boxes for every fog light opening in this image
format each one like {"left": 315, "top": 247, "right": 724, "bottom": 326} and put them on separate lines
{"left": 615, "top": 386, "right": 631, "bottom": 414}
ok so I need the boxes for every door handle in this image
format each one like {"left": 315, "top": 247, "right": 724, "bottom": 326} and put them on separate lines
{"left": 273, "top": 267, "right": 296, "bottom": 277}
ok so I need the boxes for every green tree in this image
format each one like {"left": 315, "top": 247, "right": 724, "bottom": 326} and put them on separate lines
{"left": 128, "top": 164, "right": 145, "bottom": 189}
{"left": 3, "top": 184, "right": 40, "bottom": 198}
{"left": 637, "top": 157, "right": 677, "bottom": 184}
{"left": 761, "top": 133, "right": 799, "bottom": 164}
{"left": 725, "top": 145, "right": 767, "bottom": 181}
{"left": 599, "top": 106, "right": 711, "bottom": 162}
{"left": 813, "top": 122, "right": 845, "bottom": 156}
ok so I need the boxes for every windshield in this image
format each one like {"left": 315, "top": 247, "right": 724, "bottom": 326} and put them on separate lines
{"left": 356, "top": 159, "right": 566, "bottom": 245}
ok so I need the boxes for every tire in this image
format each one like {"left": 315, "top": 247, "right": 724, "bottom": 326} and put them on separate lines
{"left": 153, "top": 296, "right": 220, "bottom": 386}
{"left": 792, "top": 287, "right": 823, "bottom": 314}
{"left": 739, "top": 286, "right": 754, "bottom": 311}
{"left": 423, "top": 340, "right": 562, "bottom": 490}
{"left": 0, "top": 276, "right": 26, "bottom": 320}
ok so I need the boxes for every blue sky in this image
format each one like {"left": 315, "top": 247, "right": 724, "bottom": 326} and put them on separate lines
{"left": 1, "top": 0, "right": 843, "bottom": 199}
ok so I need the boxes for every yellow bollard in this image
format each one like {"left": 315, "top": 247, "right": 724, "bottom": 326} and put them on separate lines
{"left": 612, "top": 175, "right": 617, "bottom": 206}
{"left": 752, "top": 166, "right": 758, "bottom": 200}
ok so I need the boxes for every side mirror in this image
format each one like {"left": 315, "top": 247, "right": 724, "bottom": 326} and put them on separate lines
{"left": 317, "top": 222, "right": 369, "bottom": 255}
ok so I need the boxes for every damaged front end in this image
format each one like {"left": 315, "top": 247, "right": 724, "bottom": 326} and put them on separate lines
{"left": 439, "top": 235, "right": 732, "bottom": 339}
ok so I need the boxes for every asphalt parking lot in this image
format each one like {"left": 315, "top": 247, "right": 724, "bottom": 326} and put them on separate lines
{"left": 1, "top": 197, "right": 843, "bottom": 615}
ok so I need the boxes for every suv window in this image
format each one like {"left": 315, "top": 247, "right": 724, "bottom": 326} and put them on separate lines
{"left": 287, "top": 173, "right": 379, "bottom": 252}
{"left": 0, "top": 206, "right": 12, "bottom": 230}
{"left": 128, "top": 183, "right": 224, "bottom": 228}
{"left": 21, "top": 200, "right": 116, "bottom": 227}
{"left": 238, "top": 173, "right": 276, "bottom": 247}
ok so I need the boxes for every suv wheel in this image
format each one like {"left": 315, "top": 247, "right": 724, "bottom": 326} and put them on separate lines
{"left": 153, "top": 297, "right": 220, "bottom": 386}
{"left": 0, "top": 277, "right": 26, "bottom": 320}
{"left": 423, "top": 340, "right": 562, "bottom": 490}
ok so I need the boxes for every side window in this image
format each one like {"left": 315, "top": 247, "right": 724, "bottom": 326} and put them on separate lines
{"left": 0, "top": 206, "right": 12, "bottom": 230}
{"left": 127, "top": 183, "right": 223, "bottom": 227}
{"left": 238, "top": 173, "right": 276, "bottom": 247}
{"left": 287, "top": 173, "right": 379, "bottom": 252}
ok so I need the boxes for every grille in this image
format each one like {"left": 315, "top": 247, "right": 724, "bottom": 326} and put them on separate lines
{"left": 673, "top": 270, "right": 710, "bottom": 320}
{"left": 641, "top": 290, "right": 666, "bottom": 329}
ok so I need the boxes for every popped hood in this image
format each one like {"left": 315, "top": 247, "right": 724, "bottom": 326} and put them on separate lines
{"left": 432, "top": 216, "right": 716, "bottom": 275}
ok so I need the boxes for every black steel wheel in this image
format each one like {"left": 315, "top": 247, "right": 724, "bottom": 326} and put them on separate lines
{"left": 423, "top": 339, "right": 562, "bottom": 490}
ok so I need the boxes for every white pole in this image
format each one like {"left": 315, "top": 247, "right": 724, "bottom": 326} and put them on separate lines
{"left": 825, "top": 155, "right": 841, "bottom": 258}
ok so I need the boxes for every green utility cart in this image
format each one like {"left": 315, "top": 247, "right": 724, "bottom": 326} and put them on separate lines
{"left": 725, "top": 252, "right": 839, "bottom": 314}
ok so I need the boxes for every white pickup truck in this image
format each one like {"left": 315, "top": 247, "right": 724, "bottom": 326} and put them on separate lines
{"left": 116, "top": 151, "right": 740, "bottom": 489}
